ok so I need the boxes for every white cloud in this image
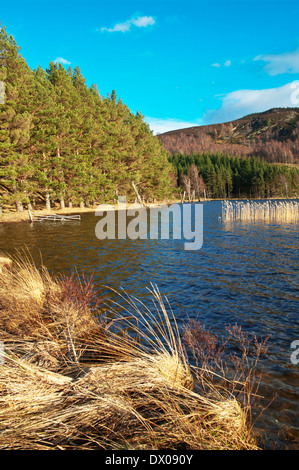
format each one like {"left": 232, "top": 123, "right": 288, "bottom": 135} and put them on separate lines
{"left": 204, "top": 82, "right": 299, "bottom": 124}
{"left": 145, "top": 117, "right": 202, "bottom": 135}
{"left": 100, "top": 15, "right": 155, "bottom": 33}
{"left": 254, "top": 48, "right": 299, "bottom": 75}
{"left": 211, "top": 60, "right": 231, "bottom": 68}
{"left": 132, "top": 16, "right": 155, "bottom": 28}
{"left": 54, "top": 57, "right": 71, "bottom": 65}
{"left": 142, "top": 81, "right": 299, "bottom": 134}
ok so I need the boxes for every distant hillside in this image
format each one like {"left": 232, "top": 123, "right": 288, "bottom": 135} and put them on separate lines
{"left": 157, "top": 108, "right": 299, "bottom": 164}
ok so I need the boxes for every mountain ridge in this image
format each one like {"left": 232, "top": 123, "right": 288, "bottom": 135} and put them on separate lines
{"left": 157, "top": 107, "right": 299, "bottom": 164}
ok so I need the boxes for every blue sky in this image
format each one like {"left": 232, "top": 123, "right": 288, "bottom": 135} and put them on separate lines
{"left": 1, "top": 0, "right": 299, "bottom": 133}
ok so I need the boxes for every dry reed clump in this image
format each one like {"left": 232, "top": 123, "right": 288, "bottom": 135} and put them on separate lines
{"left": 0, "top": 253, "right": 50, "bottom": 338}
{"left": 0, "top": 250, "right": 105, "bottom": 368}
{"left": 222, "top": 200, "right": 299, "bottom": 224}
{"left": 0, "top": 257, "right": 12, "bottom": 274}
{"left": 0, "top": 255, "right": 262, "bottom": 450}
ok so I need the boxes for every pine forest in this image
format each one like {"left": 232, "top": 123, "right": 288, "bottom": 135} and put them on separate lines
{"left": 0, "top": 26, "right": 173, "bottom": 212}
{"left": 170, "top": 152, "right": 299, "bottom": 200}
{"left": 0, "top": 25, "right": 298, "bottom": 212}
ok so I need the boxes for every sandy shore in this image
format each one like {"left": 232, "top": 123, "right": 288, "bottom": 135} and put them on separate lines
{"left": 0, "top": 206, "right": 97, "bottom": 224}
{"left": 0, "top": 200, "right": 184, "bottom": 224}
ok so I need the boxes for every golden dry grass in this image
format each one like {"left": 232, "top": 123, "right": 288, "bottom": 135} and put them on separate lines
{"left": 0, "top": 253, "right": 262, "bottom": 450}
{"left": 222, "top": 200, "right": 299, "bottom": 223}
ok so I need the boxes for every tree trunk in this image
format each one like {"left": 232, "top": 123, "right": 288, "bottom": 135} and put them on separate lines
{"left": 45, "top": 191, "right": 51, "bottom": 210}
{"left": 16, "top": 201, "right": 24, "bottom": 212}
{"left": 132, "top": 181, "right": 145, "bottom": 207}
{"left": 285, "top": 183, "right": 289, "bottom": 199}
{"left": 60, "top": 198, "right": 65, "bottom": 209}
{"left": 68, "top": 201, "right": 73, "bottom": 208}
{"left": 80, "top": 200, "right": 85, "bottom": 209}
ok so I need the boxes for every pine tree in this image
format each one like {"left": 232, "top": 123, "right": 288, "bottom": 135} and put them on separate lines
{"left": 0, "top": 25, "right": 175, "bottom": 210}
{"left": 0, "top": 26, "right": 35, "bottom": 210}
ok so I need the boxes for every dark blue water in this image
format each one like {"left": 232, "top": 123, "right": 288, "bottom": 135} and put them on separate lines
{"left": 0, "top": 200, "right": 298, "bottom": 449}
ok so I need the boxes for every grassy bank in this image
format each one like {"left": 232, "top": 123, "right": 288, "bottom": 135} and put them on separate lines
{"left": 0, "top": 252, "right": 267, "bottom": 450}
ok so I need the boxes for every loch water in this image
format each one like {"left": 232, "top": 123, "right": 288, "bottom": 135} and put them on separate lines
{"left": 0, "top": 200, "right": 298, "bottom": 449}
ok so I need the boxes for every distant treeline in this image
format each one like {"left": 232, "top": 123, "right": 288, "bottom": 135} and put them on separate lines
{"left": 170, "top": 153, "right": 299, "bottom": 199}
{"left": 0, "top": 26, "right": 173, "bottom": 211}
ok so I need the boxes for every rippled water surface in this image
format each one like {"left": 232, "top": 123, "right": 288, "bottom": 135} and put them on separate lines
{"left": 0, "top": 200, "right": 298, "bottom": 449}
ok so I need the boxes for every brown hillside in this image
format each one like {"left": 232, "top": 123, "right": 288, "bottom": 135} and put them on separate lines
{"left": 157, "top": 108, "right": 299, "bottom": 164}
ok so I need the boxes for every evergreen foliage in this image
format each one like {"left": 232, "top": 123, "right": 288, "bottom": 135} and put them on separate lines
{"left": 171, "top": 152, "right": 299, "bottom": 199}
{"left": 0, "top": 26, "right": 173, "bottom": 210}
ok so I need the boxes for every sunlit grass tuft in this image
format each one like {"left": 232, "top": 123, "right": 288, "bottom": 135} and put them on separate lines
{"left": 0, "top": 253, "right": 265, "bottom": 450}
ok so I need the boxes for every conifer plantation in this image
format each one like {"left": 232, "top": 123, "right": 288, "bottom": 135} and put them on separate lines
{"left": 171, "top": 153, "right": 299, "bottom": 200}
{"left": 0, "top": 26, "right": 173, "bottom": 212}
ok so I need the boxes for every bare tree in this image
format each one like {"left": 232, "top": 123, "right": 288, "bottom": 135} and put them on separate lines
{"left": 181, "top": 174, "right": 191, "bottom": 202}
{"left": 188, "top": 164, "right": 207, "bottom": 200}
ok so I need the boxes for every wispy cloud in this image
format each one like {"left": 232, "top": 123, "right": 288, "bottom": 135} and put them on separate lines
{"left": 54, "top": 57, "right": 71, "bottom": 65}
{"left": 254, "top": 48, "right": 299, "bottom": 75}
{"left": 204, "top": 82, "right": 298, "bottom": 124}
{"left": 211, "top": 60, "right": 231, "bottom": 68}
{"left": 145, "top": 117, "right": 202, "bottom": 135}
{"left": 100, "top": 15, "right": 155, "bottom": 33}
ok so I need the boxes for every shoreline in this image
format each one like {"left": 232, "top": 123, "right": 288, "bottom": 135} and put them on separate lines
{"left": 0, "top": 199, "right": 182, "bottom": 224}
{"left": 0, "top": 196, "right": 297, "bottom": 224}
